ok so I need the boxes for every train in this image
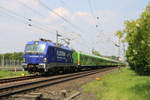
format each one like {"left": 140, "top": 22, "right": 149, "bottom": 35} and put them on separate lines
{"left": 22, "top": 39, "right": 123, "bottom": 74}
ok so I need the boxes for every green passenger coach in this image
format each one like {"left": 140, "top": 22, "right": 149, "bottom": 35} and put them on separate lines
{"left": 72, "top": 50, "right": 121, "bottom": 67}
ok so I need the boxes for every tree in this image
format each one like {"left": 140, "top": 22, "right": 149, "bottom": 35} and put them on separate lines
{"left": 120, "top": 3, "right": 150, "bottom": 75}
{"left": 0, "top": 52, "right": 23, "bottom": 62}
{"left": 116, "top": 30, "right": 124, "bottom": 40}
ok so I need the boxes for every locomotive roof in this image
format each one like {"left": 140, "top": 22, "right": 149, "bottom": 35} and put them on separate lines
{"left": 26, "top": 41, "right": 73, "bottom": 51}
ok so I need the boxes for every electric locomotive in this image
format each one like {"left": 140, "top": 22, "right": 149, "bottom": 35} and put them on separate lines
{"left": 22, "top": 39, "right": 74, "bottom": 73}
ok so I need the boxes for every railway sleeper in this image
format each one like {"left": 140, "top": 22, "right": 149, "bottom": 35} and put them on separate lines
{"left": 11, "top": 93, "right": 43, "bottom": 100}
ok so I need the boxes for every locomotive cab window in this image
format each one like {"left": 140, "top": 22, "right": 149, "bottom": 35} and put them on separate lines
{"left": 25, "top": 44, "right": 46, "bottom": 54}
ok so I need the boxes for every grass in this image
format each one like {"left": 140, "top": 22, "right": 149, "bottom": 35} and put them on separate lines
{"left": 0, "top": 70, "right": 29, "bottom": 79}
{"left": 82, "top": 67, "right": 150, "bottom": 100}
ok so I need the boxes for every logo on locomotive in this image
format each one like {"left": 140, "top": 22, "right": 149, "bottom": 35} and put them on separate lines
{"left": 57, "top": 50, "right": 66, "bottom": 57}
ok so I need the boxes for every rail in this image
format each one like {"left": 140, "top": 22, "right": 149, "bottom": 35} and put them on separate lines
{"left": 0, "top": 67, "right": 116, "bottom": 98}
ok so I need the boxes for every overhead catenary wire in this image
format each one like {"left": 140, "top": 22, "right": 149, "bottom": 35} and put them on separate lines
{"left": 38, "top": 0, "right": 89, "bottom": 35}
{"left": 88, "top": 0, "right": 95, "bottom": 19}
{"left": 38, "top": 0, "right": 93, "bottom": 50}
{"left": 87, "top": 0, "right": 107, "bottom": 51}
{"left": 0, "top": 6, "right": 29, "bottom": 20}
{"left": 31, "top": 24, "right": 55, "bottom": 34}
{"left": 0, "top": 5, "right": 78, "bottom": 45}
{"left": 16, "top": 0, "right": 72, "bottom": 36}
{"left": 59, "top": 0, "right": 70, "bottom": 10}
{"left": 0, "top": 1, "right": 92, "bottom": 51}
{"left": 0, "top": 9, "right": 28, "bottom": 25}
{"left": 87, "top": 0, "right": 105, "bottom": 37}
{"left": 58, "top": 0, "right": 74, "bottom": 29}
{"left": 16, "top": 0, "right": 93, "bottom": 50}
{"left": 60, "top": 0, "right": 102, "bottom": 35}
{"left": 16, "top": 0, "right": 45, "bottom": 18}
{"left": 0, "top": 4, "right": 71, "bottom": 41}
{"left": 0, "top": 6, "right": 55, "bottom": 34}
{"left": 58, "top": 0, "right": 82, "bottom": 36}
{"left": 87, "top": 0, "right": 102, "bottom": 29}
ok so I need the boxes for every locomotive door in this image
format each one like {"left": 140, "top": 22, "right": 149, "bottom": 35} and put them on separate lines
{"left": 47, "top": 46, "right": 55, "bottom": 62}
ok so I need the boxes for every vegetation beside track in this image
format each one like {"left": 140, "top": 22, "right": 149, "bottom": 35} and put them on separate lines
{"left": 116, "top": 3, "right": 150, "bottom": 75}
{"left": 82, "top": 67, "right": 150, "bottom": 100}
{"left": 0, "top": 70, "right": 29, "bottom": 79}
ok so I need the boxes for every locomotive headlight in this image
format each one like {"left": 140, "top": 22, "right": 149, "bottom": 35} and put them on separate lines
{"left": 43, "top": 58, "right": 47, "bottom": 62}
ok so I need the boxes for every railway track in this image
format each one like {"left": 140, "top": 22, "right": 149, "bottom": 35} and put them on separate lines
{"left": 0, "top": 75, "right": 41, "bottom": 84}
{"left": 0, "top": 67, "right": 116, "bottom": 98}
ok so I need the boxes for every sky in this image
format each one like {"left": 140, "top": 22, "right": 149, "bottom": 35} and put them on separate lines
{"left": 0, "top": 0, "right": 149, "bottom": 58}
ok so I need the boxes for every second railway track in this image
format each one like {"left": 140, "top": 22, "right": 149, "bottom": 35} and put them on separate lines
{"left": 0, "top": 67, "right": 116, "bottom": 99}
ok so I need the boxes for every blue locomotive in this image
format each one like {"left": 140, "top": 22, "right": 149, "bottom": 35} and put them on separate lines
{"left": 22, "top": 39, "right": 74, "bottom": 73}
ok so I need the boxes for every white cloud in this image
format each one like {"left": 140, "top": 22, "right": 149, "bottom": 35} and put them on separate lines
{"left": 50, "top": 7, "right": 70, "bottom": 17}
{"left": 44, "top": 7, "right": 71, "bottom": 22}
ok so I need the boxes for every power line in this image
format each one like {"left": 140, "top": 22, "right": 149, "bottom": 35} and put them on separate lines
{"left": 16, "top": 0, "right": 45, "bottom": 18}
{"left": 58, "top": 0, "right": 79, "bottom": 34}
{"left": 0, "top": 9, "right": 56, "bottom": 40}
{"left": 31, "top": 24, "right": 55, "bottom": 34}
{"left": 87, "top": 0, "right": 106, "bottom": 44}
{"left": 0, "top": 8, "right": 29, "bottom": 24}
{"left": 2, "top": 6, "right": 55, "bottom": 33}
{"left": 38, "top": 0, "right": 94, "bottom": 50}
{"left": 0, "top": 6, "right": 54, "bottom": 34}
{"left": 59, "top": 0, "right": 101, "bottom": 35}
{"left": 16, "top": 0, "right": 70, "bottom": 35}
{"left": 38, "top": 0, "right": 88, "bottom": 35}
{"left": 0, "top": 5, "right": 71, "bottom": 41}
{"left": 0, "top": 2, "right": 92, "bottom": 51}
{"left": 88, "top": 0, "right": 100, "bottom": 28}
{"left": 0, "top": 6, "right": 29, "bottom": 20}
{"left": 88, "top": 0, "right": 95, "bottom": 18}
{"left": 59, "top": 0, "right": 70, "bottom": 9}
{"left": 58, "top": 0, "right": 74, "bottom": 21}
{"left": 0, "top": 4, "right": 52, "bottom": 31}
{"left": 87, "top": 0, "right": 102, "bottom": 29}
{"left": 60, "top": 0, "right": 101, "bottom": 39}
